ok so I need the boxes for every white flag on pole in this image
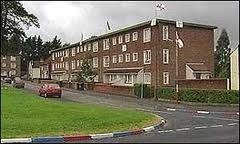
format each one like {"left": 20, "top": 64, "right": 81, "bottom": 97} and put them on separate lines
{"left": 176, "top": 31, "right": 184, "bottom": 48}
{"left": 156, "top": 3, "right": 166, "bottom": 11}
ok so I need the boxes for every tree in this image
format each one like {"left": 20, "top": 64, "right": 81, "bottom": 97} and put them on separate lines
{"left": 62, "top": 42, "right": 71, "bottom": 47}
{"left": 51, "top": 35, "right": 62, "bottom": 50}
{"left": 1, "top": 1, "right": 40, "bottom": 55}
{"left": 214, "top": 29, "right": 231, "bottom": 78}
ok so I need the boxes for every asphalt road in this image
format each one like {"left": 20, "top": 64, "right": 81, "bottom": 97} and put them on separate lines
{"left": 24, "top": 82, "right": 239, "bottom": 143}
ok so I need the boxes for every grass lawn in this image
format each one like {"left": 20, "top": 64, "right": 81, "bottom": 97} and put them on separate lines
{"left": 1, "top": 87, "right": 160, "bottom": 138}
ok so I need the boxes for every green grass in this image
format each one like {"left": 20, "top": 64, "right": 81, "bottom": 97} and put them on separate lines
{"left": 1, "top": 87, "right": 159, "bottom": 138}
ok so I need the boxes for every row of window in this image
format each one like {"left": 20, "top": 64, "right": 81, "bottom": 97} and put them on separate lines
{"left": 1, "top": 70, "right": 16, "bottom": 76}
{"left": 1, "top": 56, "right": 17, "bottom": 61}
{"left": 51, "top": 25, "right": 170, "bottom": 60}
{"left": 1, "top": 62, "right": 16, "bottom": 68}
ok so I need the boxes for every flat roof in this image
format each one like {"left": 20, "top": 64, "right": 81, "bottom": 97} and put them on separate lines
{"left": 50, "top": 18, "right": 217, "bottom": 53}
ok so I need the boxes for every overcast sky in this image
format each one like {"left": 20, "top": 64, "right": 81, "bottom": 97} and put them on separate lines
{"left": 21, "top": 1, "right": 239, "bottom": 50}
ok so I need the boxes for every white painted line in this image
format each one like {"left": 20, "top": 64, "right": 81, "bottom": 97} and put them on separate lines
{"left": 158, "top": 130, "right": 174, "bottom": 133}
{"left": 194, "top": 126, "right": 207, "bottom": 129}
{"left": 197, "top": 111, "right": 210, "bottom": 114}
{"left": 193, "top": 115, "right": 239, "bottom": 122}
{"left": 210, "top": 125, "right": 223, "bottom": 128}
{"left": 1, "top": 138, "right": 32, "bottom": 143}
{"left": 143, "top": 126, "right": 155, "bottom": 132}
{"left": 90, "top": 133, "right": 114, "bottom": 139}
{"left": 166, "top": 108, "right": 176, "bottom": 111}
{"left": 136, "top": 108, "right": 172, "bottom": 114}
{"left": 176, "top": 128, "right": 190, "bottom": 131}
{"left": 228, "top": 123, "right": 238, "bottom": 126}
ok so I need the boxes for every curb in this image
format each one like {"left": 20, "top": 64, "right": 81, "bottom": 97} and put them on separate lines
{"left": 1, "top": 118, "right": 166, "bottom": 143}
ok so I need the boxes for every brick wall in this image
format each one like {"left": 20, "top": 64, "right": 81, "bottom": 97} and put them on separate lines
{"left": 177, "top": 79, "right": 227, "bottom": 90}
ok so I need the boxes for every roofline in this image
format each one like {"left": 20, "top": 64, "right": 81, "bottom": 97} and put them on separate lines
{"left": 50, "top": 18, "right": 217, "bottom": 53}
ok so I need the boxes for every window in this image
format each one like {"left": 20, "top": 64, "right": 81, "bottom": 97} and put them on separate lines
{"left": 94, "top": 75, "right": 99, "bottom": 82}
{"left": 196, "top": 73, "right": 201, "bottom": 79}
{"left": 163, "top": 72, "right": 169, "bottom": 84}
{"left": 55, "top": 63, "right": 57, "bottom": 69}
{"left": 112, "top": 55, "right": 117, "bottom": 63}
{"left": 112, "top": 37, "right": 117, "bottom": 45}
{"left": 80, "top": 60, "right": 83, "bottom": 67}
{"left": 163, "top": 49, "right": 169, "bottom": 64}
{"left": 80, "top": 46, "right": 83, "bottom": 52}
{"left": 52, "top": 64, "right": 55, "bottom": 71}
{"left": 72, "top": 48, "right": 76, "bottom": 56}
{"left": 65, "top": 49, "right": 69, "bottom": 57}
{"left": 88, "top": 43, "right": 91, "bottom": 51}
{"left": 10, "top": 63, "right": 16, "bottom": 68}
{"left": 2, "top": 56, "right": 6, "bottom": 59}
{"left": 52, "top": 53, "right": 55, "bottom": 60}
{"left": 2, "top": 63, "right": 6, "bottom": 67}
{"left": 125, "top": 33, "right": 130, "bottom": 42}
{"left": 103, "top": 56, "right": 109, "bottom": 67}
{"left": 163, "top": 26, "right": 168, "bottom": 40}
{"left": 71, "top": 60, "right": 76, "bottom": 70}
{"left": 143, "top": 50, "right": 151, "bottom": 64}
{"left": 62, "top": 51, "right": 65, "bottom": 56}
{"left": 60, "top": 51, "right": 62, "bottom": 57}
{"left": 10, "top": 70, "right": 16, "bottom": 75}
{"left": 77, "top": 60, "right": 80, "bottom": 67}
{"left": 62, "top": 62, "right": 65, "bottom": 68}
{"left": 118, "top": 35, "right": 123, "bottom": 44}
{"left": 122, "top": 44, "right": 127, "bottom": 52}
{"left": 118, "top": 54, "right": 123, "bottom": 63}
{"left": 60, "top": 62, "right": 62, "bottom": 68}
{"left": 132, "top": 32, "right": 138, "bottom": 41}
{"left": 10, "top": 56, "right": 16, "bottom": 61}
{"left": 125, "top": 53, "right": 130, "bottom": 62}
{"left": 93, "top": 41, "right": 98, "bottom": 52}
{"left": 55, "top": 53, "right": 57, "bottom": 58}
{"left": 93, "top": 57, "right": 98, "bottom": 68}
{"left": 65, "top": 62, "right": 69, "bottom": 70}
{"left": 103, "top": 39, "right": 110, "bottom": 50}
{"left": 143, "top": 28, "right": 151, "bottom": 42}
{"left": 125, "top": 74, "right": 133, "bottom": 84}
{"left": 84, "top": 44, "right": 87, "bottom": 51}
{"left": 144, "top": 73, "right": 151, "bottom": 84}
{"left": 77, "top": 46, "right": 80, "bottom": 53}
{"left": 133, "top": 53, "right": 138, "bottom": 61}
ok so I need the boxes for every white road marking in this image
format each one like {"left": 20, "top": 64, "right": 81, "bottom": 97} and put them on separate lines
{"left": 136, "top": 108, "right": 172, "bottom": 114}
{"left": 176, "top": 128, "right": 190, "bottom": 131}
{"left": 210, "top": 125, "right": 223, "bottom": 128}
{"left": 197, "top": 110, "right": 210, "bottom": 114}
{"left": 227, "top": 123, "right": 238, "bottom": 126}
{"left": 166, "top": 108, "right": 176, "bottom": 111}
{"left": 194, "top": 126, "right": 207, "bottom": 129}
{"left": 193, "top": 115, "right": 239, "bottom": 122}
{"left": 158, "top": 130, "right": 174, "bottom": 133}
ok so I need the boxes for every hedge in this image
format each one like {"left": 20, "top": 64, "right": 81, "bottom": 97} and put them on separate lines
{"left": 133, "top": 84, "right": 239, "bottom": 104}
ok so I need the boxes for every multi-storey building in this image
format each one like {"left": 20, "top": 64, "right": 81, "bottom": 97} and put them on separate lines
{"left": 48, "top": 18, "right": 217, "bottom": 87}
{"left": 39, "top": 57, "right": 51, "bottom": 79}
{"left": 1, "top": 55, "right": 21, "bottom": 78}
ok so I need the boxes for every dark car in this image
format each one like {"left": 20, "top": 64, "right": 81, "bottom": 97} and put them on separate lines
{"left": 13, "top": 77, "right": 25, "bottom": 88}
{"left": 39, "top": 84, "right": 62, "bottom": 98}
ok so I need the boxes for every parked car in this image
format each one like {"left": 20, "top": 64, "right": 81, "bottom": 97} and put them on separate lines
{"left": 39, "top": 84, "right": 62, "bottom": 98}
{"left": 13, "top": 77, "right": 25, "bottom": 88}
{"left": 4, "top": 78, "right": 12, "bottom": 84}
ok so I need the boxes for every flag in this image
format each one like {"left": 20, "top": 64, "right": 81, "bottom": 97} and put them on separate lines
{"left": 106, "top": 21, "right": 111, "bottom": 30}
{"left": 80, "top": 33, "right": 83, "bottom": 45}
{"left": 156, "top": 3, "right": 166, "bottom": 11}
{"left": 176, "top": 31, "right": 184, "bottom": 48}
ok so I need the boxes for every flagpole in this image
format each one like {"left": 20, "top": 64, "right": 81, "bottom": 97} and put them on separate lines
{"left": 175, "top": 31, "right": 179, "bottom": 102}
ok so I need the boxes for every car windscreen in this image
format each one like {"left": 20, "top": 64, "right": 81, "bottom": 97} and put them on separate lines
{"left": 48, "top": 84, "right": 60, "bottom": 88}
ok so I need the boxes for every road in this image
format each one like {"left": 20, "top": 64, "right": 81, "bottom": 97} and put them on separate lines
{"left": 24, "top": 82, "right": 239, "bottom": 143}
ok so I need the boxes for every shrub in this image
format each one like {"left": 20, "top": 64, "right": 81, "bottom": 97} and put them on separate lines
{"left": 157, "top": 87, "right": 175, "bottom": 100}
{"left": 133, "top": 83, "right": 153, "bottom": 98}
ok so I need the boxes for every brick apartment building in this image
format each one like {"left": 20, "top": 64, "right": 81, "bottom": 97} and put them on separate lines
{"left": 1, "top": 55, "right": 21, "bottom": 78}
{"left": 47, "top": 18, "right": 217, "bottom": 87}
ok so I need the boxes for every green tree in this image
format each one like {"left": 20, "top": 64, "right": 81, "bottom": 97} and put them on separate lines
{"left": 214, "top": 29, "right": 231, "bottom": 78}
{"left": 1, "top": 1, "right": 40, "bottom": 55}
{"left": 62, "top": 42, "right": 71, "bottom": 47}
{"left": 51, "top": 35, "right": 62, "bottom": 50}
{"left": 77, "top": 57, "right": 97, "bottom": 83}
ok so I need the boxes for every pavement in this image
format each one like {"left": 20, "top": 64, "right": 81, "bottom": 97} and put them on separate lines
{"left": 22, "top": 82, "right": 239, "bottom": 143}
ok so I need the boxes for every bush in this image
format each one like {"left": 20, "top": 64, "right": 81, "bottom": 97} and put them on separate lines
{"left": 157, "top": 87, "right": 175, "bottom": 100}
{"left": 133, "top": 84, "right": 153, "bottom": 98}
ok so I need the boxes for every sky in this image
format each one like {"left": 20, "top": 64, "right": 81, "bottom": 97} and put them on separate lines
{"left": 21, "top": 1, "right": 239, "bottom": 50}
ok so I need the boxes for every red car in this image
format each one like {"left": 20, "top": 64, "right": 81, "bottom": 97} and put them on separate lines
{"left": 39, "top": 84, "right": 62, "bottom": 98}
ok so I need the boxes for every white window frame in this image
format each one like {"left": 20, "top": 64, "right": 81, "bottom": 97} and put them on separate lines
{"left": 77, "top": 46, "right": 80, "bottom": 53}
{"left": 93, "top": 41, "right": 98, "bottom": 52}
{"left": 52, "top": 53, "right": 55, "bottom": 60}
{"left": 72, "top": 60, "right": 76, "bottom": 70}
{"left": 122, "top": 44, "right": 127, "bottom": 52}
{"left": 143, "top": 28, "right": 151, "bottom": 43}
{"left": 65, "top": 61, "right": 69, "bottom": 70}
{"left": 60, "top": 62, "right": 62, "bottom": 69}
{"left": 125, "top": 74, "right": 133, "bottom": 84}
{"left": 118, "top": 35, "right": 123, "bottom": 44}
{"left": 2, "top": 63, "right": 6, "bottom": 67}
{"left": 60, "top": 51, "right": 62, "bottom": 57}
{"left": 118, "top": 54, "right": 123, "bottom": 63}
{"left": 62, "top": 50, "right": 65, "bottom": 56}
{"left": 163, "top": 26, "right": 169, "bottom": 40}
{"left": 143, "top": 50, "right": 151, "bottom": 64}
{"left": 65, "top": 49, "right": 69, "bottom": 57}
{"left": 112, "top": 55, "right": 117, "bottom": 64}
{"left": 77, "top": 60, "right": 80, "bottom": 67}
{"left": 72, "top": 48, "right": 76, "bottom": 56}
{"left": 84, "top": 44, "right": 87, "bottom": 51}
{"left": 125, "top": 33, "right": 130, "bottom": 42}
{"left": 163, "top": 72, "right": 169, "bottom": 84}
{"left": 10, "top": 63, "right": 16, "bottom": 68}
{"left": 132, "top": 32, "right": 138, "bottom": 41}
{"left": 93, "top": 57, "right": 98, "bottom": 68}
{"left": 62, "top": 62, "right": 65, "bottom": 68}
{"left": 125, "top": 53, "right": 130, "bottom": 62}
{"left": 88, "top": 43, "right": 91, "bottom": 51}
{"left": 144, "top": 72, "right": 151, "bottom": 84}
{"left": 10, "top": 56, "right": 16, "bottom": 61}
{"left": 103, "top": 39, "right": 110, "bottom": 50}
{"left": 2, "top": 56, "right": 6, "bottom": 59}
{"left": 112, "top": 37, "right": 117, "bottom": 45}
{"left": 133, "top": 53, "right": 138, "bottom": 61}
{"left": 163, "top": 49, "right": 169, "bottom": 64}
{"left": 103, "top": 56, "right": 109, "bottom": 67}
{"left": 52, "top": 64, "right": 55, "bottom": 71}
{"left": 80, "top": 46, "right": 83, "bottom": 52}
